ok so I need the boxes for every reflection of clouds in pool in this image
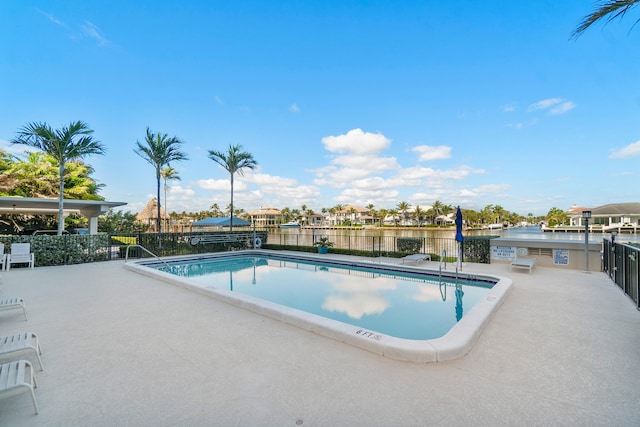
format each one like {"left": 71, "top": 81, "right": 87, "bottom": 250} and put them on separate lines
{"left": 412, "top": 285, "right": 443, "bottom": 302}
{"left": 322, "top": 293, "right": 389, "bottom": 319}
{"left": 322, "top": 276, "right": 396, "bottom": 319}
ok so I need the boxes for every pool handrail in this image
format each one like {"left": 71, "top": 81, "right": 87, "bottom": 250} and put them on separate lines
{"left": 124, "top": 245, "right": 172, "bottom": 270}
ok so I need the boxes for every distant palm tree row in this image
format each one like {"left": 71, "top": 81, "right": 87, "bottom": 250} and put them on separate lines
{"left": 276, "top": 201, "right": 547, "bottom": 228}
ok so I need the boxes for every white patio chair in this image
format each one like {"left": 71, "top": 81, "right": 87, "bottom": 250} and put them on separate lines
{"left": 6, "top": 243, "right": 34, "bottom": 271}
{"left": 0, "top": 360, "right": 39, "bottom": 415}
{"left": 0, "top": 297, "right": 28, "bottom": 321}
{"left": 0, "top": 332, "right": 43, "bottom": 371}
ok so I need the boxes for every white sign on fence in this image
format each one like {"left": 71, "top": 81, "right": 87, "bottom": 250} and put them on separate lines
{"left": 491, "top": 245, "right": 516, "bottom": 260}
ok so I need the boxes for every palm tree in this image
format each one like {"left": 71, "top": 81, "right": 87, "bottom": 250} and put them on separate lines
{"left": 413, "top": 205, "right": 424, "bottom": 227}
{"left": 397, "top": 201, "right": 410, "bottom": 225}
{"left": 208, "top": 144, "right": 257, "bottom": 232}
{"left": 210, "top": 203, "right": 222, "bottom": 217}
{"left": 134, "top": 128, "right": 188, "bottom": 233}
{"left": 572, "top": 1, "right": 640, "bottom": 38}
{"left": 12, "top": 121, "right": 106, "bottom": 235}
{"left": 431, "top": 200, "right": 444, "bottom": 224}
{"left": 160, "top": 166, "right": 181, "bottom": 232}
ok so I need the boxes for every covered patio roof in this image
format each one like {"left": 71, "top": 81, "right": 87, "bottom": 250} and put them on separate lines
{"left": 0, "top": 196, "right": 127, "bottom": 234}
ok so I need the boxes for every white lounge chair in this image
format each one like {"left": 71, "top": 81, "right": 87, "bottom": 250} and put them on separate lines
{"left": 510, "top": 258, "right": 536, "bottom": 274}
{"left": 0, "top": 333, "right": 43, "bottom": 371}
{"left": 0, "top": 360, "right": 39, "bottom": 415}
{"left": 401, "top": 254, "right": 431, "bottom": 265}
{"left": 0, "top": 297, "right": 28, "bottom": 321}
{"left": 6, "top": 243, "right": 34, "bottom": 271}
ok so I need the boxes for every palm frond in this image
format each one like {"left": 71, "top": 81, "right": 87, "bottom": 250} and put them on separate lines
{"left": 572, "top": 0, "right": 640, "bottom": 38}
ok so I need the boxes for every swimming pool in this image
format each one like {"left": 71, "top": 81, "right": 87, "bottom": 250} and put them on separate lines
{"left": 125, "top": 250, "right": 512, "bottom": 362}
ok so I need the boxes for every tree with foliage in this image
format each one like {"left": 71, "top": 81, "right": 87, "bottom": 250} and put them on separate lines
{"left": 160, "top": 166, "right": 180, "bottom": 232}
{"left": 208, "top": 144, "right": 257, "bottom": 232}
{"left": 134, "top": 127, "right": 188, "bottom": 233}
{"left": 546, "top": 207, "right": 569, "bottom": 227}
{"left": 12, "top": 121, "right": 106, "bottom": 235}
{"left": 377, "top": 208, "right": 389, "bottom": 227}
{"left": 99, "top": 209, "right": 143, "bottom": 233}
{"left": 572, "top": 1, "right": 640, "bottom": 38}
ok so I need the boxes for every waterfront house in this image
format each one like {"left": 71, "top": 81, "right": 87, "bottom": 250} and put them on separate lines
{"left": 248, "top": 207, "right": 283, "bottom": 227}
{"left": 569, "top": 202, "right": 640, "bottom": 232}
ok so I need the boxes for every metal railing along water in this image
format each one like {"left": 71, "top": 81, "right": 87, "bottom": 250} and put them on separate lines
{"left": 603, "top": 238, "right": 640, "bottom": 310}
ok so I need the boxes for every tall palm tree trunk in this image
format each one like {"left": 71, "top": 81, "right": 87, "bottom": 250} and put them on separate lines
{"left": 156, "top": 172, "right": 161, "bottom": 233}
{"left": 58, "top": 161, "right": 65, "bottom": 235}
{"left": 229, "top": 173, "right": 234, "bottom": 232}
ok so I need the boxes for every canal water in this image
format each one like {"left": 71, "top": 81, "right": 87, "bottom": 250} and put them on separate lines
{"left": 269, "top": 225, "right": 639, "bottom": 245}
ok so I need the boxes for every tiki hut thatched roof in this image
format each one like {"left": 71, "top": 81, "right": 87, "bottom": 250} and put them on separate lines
{"left": 136, "top": 198, "right": 168, "bottom": 221}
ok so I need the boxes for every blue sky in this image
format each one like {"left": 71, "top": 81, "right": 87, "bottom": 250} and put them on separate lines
{"left": 1, "top": 1, "right": 639, "bottom": 216}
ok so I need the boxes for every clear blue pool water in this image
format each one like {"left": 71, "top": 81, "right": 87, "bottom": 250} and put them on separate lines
{"left": 153, "top": 255, "right": 494, "bottom": 340}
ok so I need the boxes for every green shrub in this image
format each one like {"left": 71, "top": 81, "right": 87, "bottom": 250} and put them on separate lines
{"left": 397, "top": 237, "right": 422, "bottom": 253}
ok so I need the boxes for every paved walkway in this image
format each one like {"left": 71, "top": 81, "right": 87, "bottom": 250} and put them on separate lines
{"left": 0, "top": 256, "right": 638, "bottom": 426}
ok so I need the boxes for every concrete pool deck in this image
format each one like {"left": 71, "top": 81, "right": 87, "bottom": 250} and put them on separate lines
{"left": 0, "top": 254, "right": 639, "bottom": 426}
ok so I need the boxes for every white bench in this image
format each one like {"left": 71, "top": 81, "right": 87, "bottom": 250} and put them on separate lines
{"left": 510, "top": 258, "right": 536, "bottom": 274}
{"left": 401, "top": 254, "right": 431, "bottom": 265}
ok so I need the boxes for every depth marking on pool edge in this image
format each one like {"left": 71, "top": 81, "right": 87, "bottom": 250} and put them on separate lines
{"left": 356, "top": 330, "right": 384, "bottom": 341}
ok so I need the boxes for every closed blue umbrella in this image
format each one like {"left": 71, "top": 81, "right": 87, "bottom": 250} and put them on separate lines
{"left": 455, "top": 206, "right": 464, "bottom": 243}
{"left": 455, "top": 207, "right": 464, "bottom": 269}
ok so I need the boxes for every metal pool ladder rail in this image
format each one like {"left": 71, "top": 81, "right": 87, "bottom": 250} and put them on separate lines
{"left": 124, "top": 245, "right": 172, "bottom": 269}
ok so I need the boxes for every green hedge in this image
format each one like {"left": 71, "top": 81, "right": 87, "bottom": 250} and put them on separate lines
{"left": 0, "top": 234, "right": 110, "bottom": 267}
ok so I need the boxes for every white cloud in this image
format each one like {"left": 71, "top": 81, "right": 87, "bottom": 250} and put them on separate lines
{"left": 473, "top": 184, "right": 511, "bottom": 194}
{"left": 244, "top": 173, "right": 298, "bottom": 187}
{"left": 289, "top": 103, "right": 300, "bottom": 113}
{"left": 321, "top": 128, "right": 391, "bottom": 155}
{"left": 528, "top": 98, "right": 563, "bottom": 111}
{"left": 395, "top": 166, "right": 473, "bottom": 182}
{"left": 81, "top": 22, "right": 109, "bottom": 46}
{"left": 412, "top": 145, "right": 452, "bottom": 161}
{"left": 506, "top": 122, "right": 524, "bottom": 129}
{"left": 0, "top": 139, "right": 30, "bottom": 155}
{"left": 550, "top": 101, "right": 576, "bottom": 115}
{"left": 331, "top": 154, "right": 399, "bottom": 172}
{"left": 350, "top": 176, "right": 393, "bottom": 190}
{"left": 196, "top": 178, "right": 231, "bottom": 191}
{"left": 166, "top": 185, "right": 196, "bottom": 199}
{"left": 214, "top": 96, "right": 224, "bottom": 105}
{"left": 609, "top": 141, "right": 640, "bottom": 158}
{"left": 503, "top": 103, "right": 517, "bottom": 112}
{"left": 335, "top": 188, "right": 400, "bottom": 205}
{"left": 528, "top": 98, "right": 575, "bottom": 115}
{"left": 327, "top": 167, "right": 371, "bottom": 183}
{"left": 37, "top": 9, "right": 70, "bottom": 30}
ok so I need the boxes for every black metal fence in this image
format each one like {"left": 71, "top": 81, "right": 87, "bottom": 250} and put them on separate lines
{"left": 113, "top": 231, "right": 269, "bottom": 259}
{"left": 0, "top": 231, "right": 494, "bottom": 267}
{"left": 266, "top": 232, "right": 495, "bottom": 263}
{"left": 603, "top": 238, "right": 640, "bottom": 309}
